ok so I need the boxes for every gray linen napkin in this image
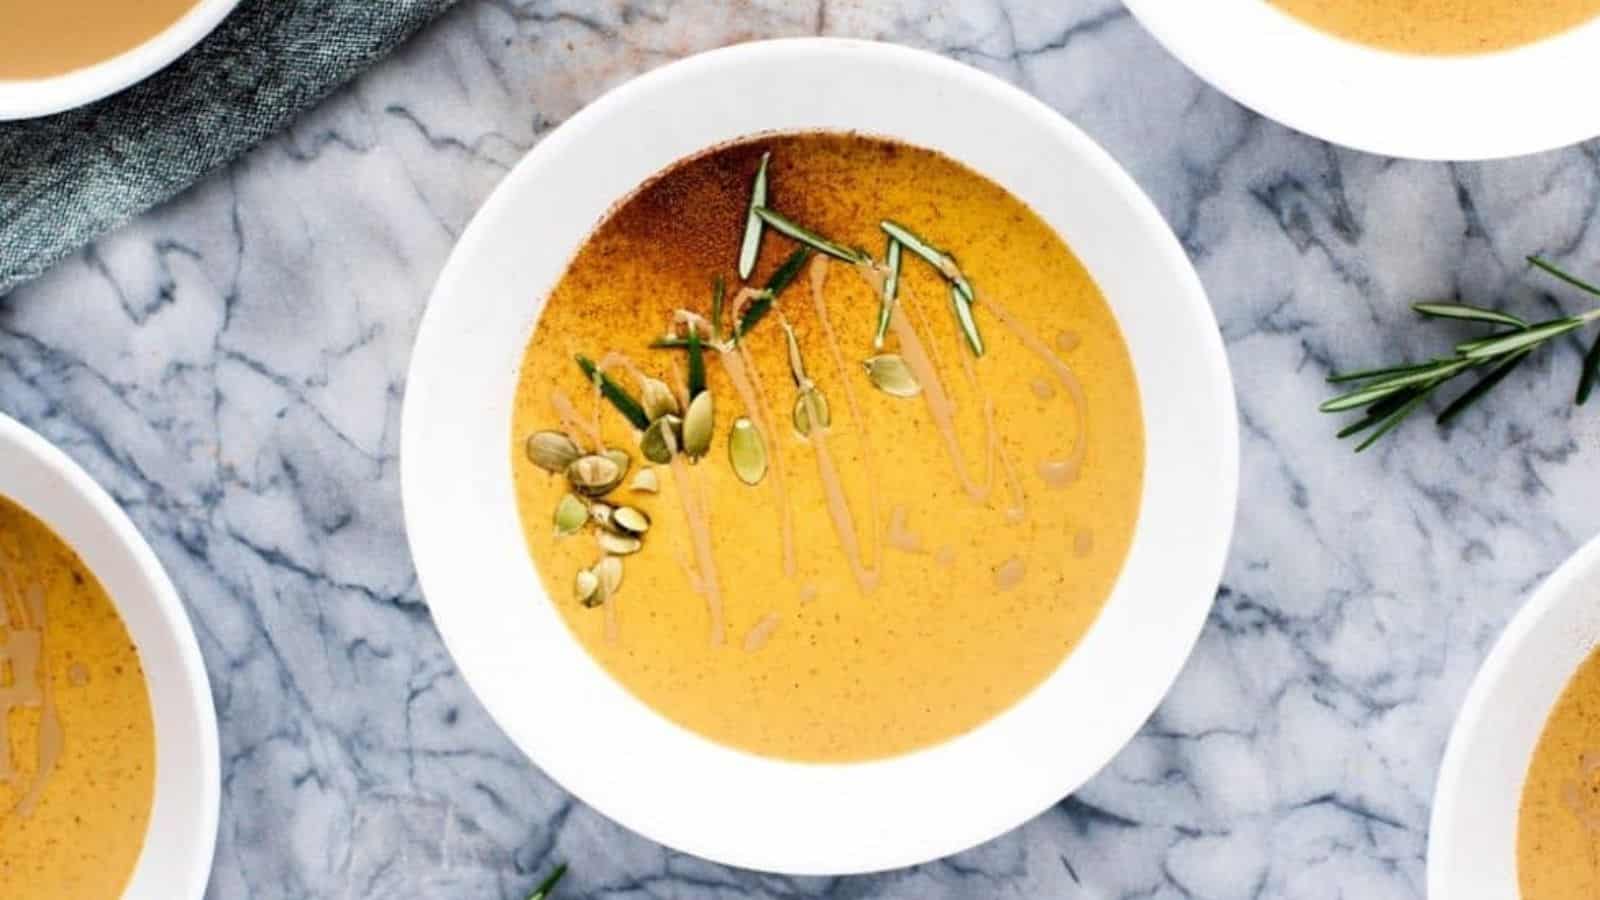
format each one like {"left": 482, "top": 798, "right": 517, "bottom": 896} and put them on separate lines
{"left": 0, "top": 0, "right": 459, "bottom": 296}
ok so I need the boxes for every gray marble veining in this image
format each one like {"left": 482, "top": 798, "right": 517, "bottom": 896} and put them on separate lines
{"left": 3, "top": 1, "right": 1598, "bottom": 897}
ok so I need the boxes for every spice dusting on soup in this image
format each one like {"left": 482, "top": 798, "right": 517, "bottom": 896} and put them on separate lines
{"left": 1520, "top": 642, "right": 1600, "bottom": 898}
{"left": 0, "top": 495, "right": 155, "bottom": 897}
{"left": 511, "top": 133, "right": 1145, "bottom": 762}
{"left": 1270, "top": 0, "right": 1600, "bottom": 55}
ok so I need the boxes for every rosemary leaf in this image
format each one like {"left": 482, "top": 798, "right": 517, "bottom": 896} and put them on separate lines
{"left": 1438, "top": 348, "right": 1533, "bottom": 426}
{"left": 950, "top": 283, "right": 985, "bottom": 356}
{"left": 575, "top": 355, "right": 650, "bottom": 430}
{"left": 1355, "top": 389, "right": 1433, "bottom": 452}
{"left": 1529, "top": 256, "right": 1600, "bottom": 297}
{"left": 1413, "top": 302, "right": 1528, "bottom": 329}
{"left": 1337, "top": 386, "right": 1424, "bottom": 438}
{"left": 1455, "top": 331, "right": 1522, "bottom": 355}
{"left": 1460, "top": 318, "right": 1584, "bottom": 358}
{"left": 1579, "top": 331, "right": 1600, "bottom": 405}
{"left": 530, "top": 863, "right": 568, "bottom": 900}
{"left": 738, "top": 153, "right": 770, "bottom": 280}
{"left": 1320, "top": 360, "right": 1469, "bottom": 412}
{"left": 875, "top": 238, "right": 901, "bottom": 350}
{"left": 650, "top": 337, "right": 690, "bottom": 349}
{"left": 1326, "top": 361, "right": 1438, "bottom": 384}
{"left": 711, "top": 275, "right": 725, "bottom": 343}
{"left": 736, "top": 248, "right": 811, "bottom": 339}
{"left": 881, "top": 219, "right": 976, "bottom": 304}
{"left": 753, "top": 207, "right": 865, "bottom": 263}
{"left": 687, "top": 324, "right": 706, "bottom": 398}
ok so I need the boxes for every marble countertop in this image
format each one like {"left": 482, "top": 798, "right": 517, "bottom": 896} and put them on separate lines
{"left": 5, "top": 1, "right": 1599, "bottom": 897}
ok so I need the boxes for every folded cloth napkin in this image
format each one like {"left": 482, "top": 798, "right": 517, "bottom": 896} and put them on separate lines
{"left": 0, "top": 0, "right": 458, "bottom": 296}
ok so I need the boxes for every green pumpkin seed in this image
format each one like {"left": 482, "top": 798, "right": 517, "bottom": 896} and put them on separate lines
{"left": 612, "top": 506, "right": 651, "bottom": 535}
{"left": 728, "top": 417, "right": 767, "bottom": 485}
{"left": 630, "top": 467, "right": 660, "bottom": 493}
{"left": 566, "top": 454, "right": 623, "bottom": 496}
{"left": 598, "top": 530, "right": 642, "bottom": 555}
{"left": 640, "top": 414, "right": 681, "bottom": 464}
{"left": 575, "top": 568, "right": 601, "bottom": 607}
{"left": 525, "top": 431, "right": 581, "bottom": 473}
{"left": 603, "top": 448, "right": 631, "bottom": 481}
{"left": 682, "top": 391, "right": 714, "bottom": 459}
{"left": 640, "top": 378, "right": 680, "bottom": 422}
{"left": 864, "top": 354, "right": 921, "bottom": 398}
{"left": 553, "top": 494, "right": 588, "bottom": 536}
{"left": 792, "top": 387, "right": 831, "bottom": 436}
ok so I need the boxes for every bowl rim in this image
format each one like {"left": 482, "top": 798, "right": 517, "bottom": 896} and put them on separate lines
{"left": 0, "top": 413, "right": 220, "bottom": 899}
{"left": 0, "top": 0, "right": 241, "bottom": 121}
{"left": 1428, "top": 533, "right": 1600, "bottom": 897}
{"left": 402, "top": 36, "right": 1239, "bottom": 874}
{"left": 1123, "top": 0, "right": 1600, "bottom": 161}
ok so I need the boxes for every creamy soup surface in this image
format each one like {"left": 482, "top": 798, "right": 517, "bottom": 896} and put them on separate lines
{"left": 511, "top": 133, "right": 1145, "bottom": 762}
{"left": 0, "top": 494, "right": 155, "bottom": 897}
{"left": 1521, "top": 642, "right": 1600, "bottom": 898}
{"left": 1271, "top": 0, "right": 1600, "bottom": 54}
{"left": 0, "top": 0, "right": 199, "bottom": 80}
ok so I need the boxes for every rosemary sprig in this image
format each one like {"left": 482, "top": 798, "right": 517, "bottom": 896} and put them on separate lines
{"left": 529, "top": 863, "right": 567, "bottom": 900}
{"left": 576, "top": 354, "right": 650, "bottom": 430}
{"left": 649, "top": 248, "right": 811, "bottom": 351}
{"left": 1321, "top": 256, "right": 1600, "bottom": 450}
{"left": 738, "top": 152, "right": 770, "bottom": 280}
{"left": 879, "top": 220, "right": 984, "bottom": 356}
{"left": 752, "top": 207, "right": 867, "bottom": 264}
{"left": 710, "top": 275, "right": 725, "bottom": 343}
{"left": 874, "top": 237, "right": 901, "bottom": 349}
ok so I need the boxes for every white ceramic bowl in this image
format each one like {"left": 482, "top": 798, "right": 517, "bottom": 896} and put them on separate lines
{"left": 0, "top": 414, "right": 219, "bottom": 898}
{"left": 0, "top": 0, "right": 240, "bottom": 121}
{"left": 1123, "top": 0, "right": 1600, "bottom": 160}
{"left": 1429, "top": 534, "right": 1600, "bottom": 897}
{"left": 402, "top": 38, "right": 1238, "bottom": 874}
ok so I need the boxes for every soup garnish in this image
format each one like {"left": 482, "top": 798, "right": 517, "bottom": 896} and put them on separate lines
{"left": 511, "top": 133, "right": 1144, "bottom": 761}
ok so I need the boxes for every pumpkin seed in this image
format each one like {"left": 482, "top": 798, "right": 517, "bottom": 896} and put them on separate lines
{"left": 792, "top": 387, "right": 830, "bottom": 436}
{"left": 728, "top": 417, "right": 767, "bottom": 485}
{"left": 864, "top": 354, "right": 921, "bottom": 398}
{"left": 603, "top": 448, "right": 631, "bottom": 482}
{"left": 553, "top": 494, "right": 588, "bottom": 536}
{"left": 575, "top": 568, "right": 601, "bottom": 607}
{"left": 612, "top": 506, "right": 651, "bottom": 535}
{"left": 525, "top": 431, "right": 581, "bottom": 473}
{"left": 588, "top": 502, "right": 614, "bottom": 530}
{"left": 594, "top": 555, "right": 623, "bottom": 597}
{"left": 566, "top": 454, "right": 623, "bottom": 496}
{"left": 598, "top": 530, "right": 642, "bottom": 555}
{"left": 682, "top": 391, "right": 714, "bottom": 459}
{"left": 640, "top": 414, "right": 681, "bottom": 464}
{"left": 640, "top": 378, "right": 680, "bottom": 422}
{"left": 630, "top": 467, "right": 660, "bottom": 493}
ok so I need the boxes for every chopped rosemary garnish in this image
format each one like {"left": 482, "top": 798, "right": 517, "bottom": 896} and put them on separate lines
{"left": 880, "top": 219, "right": 975, "bottom": 305}
{"left": 753, "top": 207, "right": 866, "bottom": 263}
{"left": 576, "top": 354, "right": 650, "bottom": 430}
{"left": 875, "top": 237, "right": 901, "bottom": 349}
{"left": 949, "top": 284, "right": 985, "bottom": 356}
{"left": 687, "top": 324, "right": 706, "bottom": 398}
{"left": 1321, "top": 256, "right": 1600, "bottom": 450}
{"left": 738, "top": 153, "right": 770, "bottom": 280}
{"left": 530, "top": 863, "right": 568, "bottom": 899}
{"left": 736, "top": 247, "right": 811, "bottom": 340}
{"left": 710, "top": 275, "right": 725, "bottom": 343}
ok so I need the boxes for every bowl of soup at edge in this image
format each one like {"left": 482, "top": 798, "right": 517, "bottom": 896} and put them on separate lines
{"left": 1123, "top": 0, "right": 1600, "bottom": 160}
{"left": 402, "top": 38, "right": 1238, "bottom": 874}
{"left": 1431, "top": 533, "right": 1600, "bottom": 898}
{"left": 0, "top": 0, "right": 241, "bottom": 121}
{"left": 0, "top": 413, "right": 218, "bottom": 899}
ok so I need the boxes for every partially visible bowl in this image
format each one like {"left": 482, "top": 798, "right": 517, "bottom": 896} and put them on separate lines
{"left": 1123, "top": 0, "right": 1600, "bottom": 160}
{"left": 1429, "top": 534, "right": 1600, "bottom": 897}
{"left": 0, "top": 0, "right": 240, "bottom": 121}
{"left": 402, "top": 38, "right": 1238, "bottom": 874}
{"left": 0, "top": 413, "right": 219, "bottom": 898}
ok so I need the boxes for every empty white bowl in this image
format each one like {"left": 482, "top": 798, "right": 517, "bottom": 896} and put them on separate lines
{"left": 0, "top": 413, "right": 219, "bottom": 898}
{"left": 1124, "top": 0, "right": 1600, "bottom": 160}
{"left": 0, "top": 0, "right": 240, "bottom": 121}
{"left": 1429, "top": 534, "right": 1600, "bottom": 897}
{"left": 402, "top": 38, "right": 1238, "bottom": 874}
